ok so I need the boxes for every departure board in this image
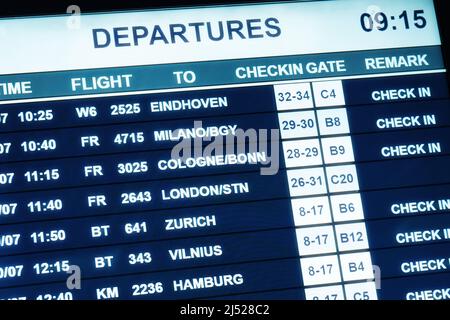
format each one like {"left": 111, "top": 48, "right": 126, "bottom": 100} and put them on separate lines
{"left": 0, "top": 0, "right": 449, "bottom": 300}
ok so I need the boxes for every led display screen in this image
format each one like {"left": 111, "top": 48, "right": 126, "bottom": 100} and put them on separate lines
{"left": 0, "top": 0, "right": 449, "bottom": 300}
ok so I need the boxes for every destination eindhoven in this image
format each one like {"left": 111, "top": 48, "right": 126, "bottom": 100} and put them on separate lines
{"left": 150, "top": 97, "right": 228, "bottom": 113}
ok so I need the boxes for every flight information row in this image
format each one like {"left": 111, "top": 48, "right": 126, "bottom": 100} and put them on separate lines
{"left": 0, "top": 167, "right": 449, "bottom": 223}
{"left": 0, "top": 73, "right": 447, "bottom": 133}
{"left": 0, "top": 208, "right": 450, "bottom": 256}
{"left": 0, "top": 128, "right": 448, "bottom": 191}
{"left": 0, "top": 154, "right": 448, "bottom": 193}
{"left": 0, "top": 100, "right": 449, "bottom": 163}
{"left": 0, "top": 257, "right": 449, "bottom": 300}
{"left": 0, "top": 213, "right": 450, "bottom": 266}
